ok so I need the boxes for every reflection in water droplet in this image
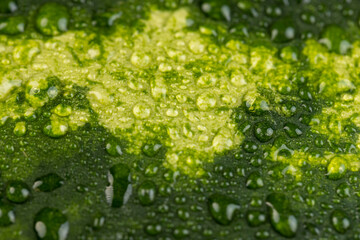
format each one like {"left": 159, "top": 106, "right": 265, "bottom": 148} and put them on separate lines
{"left": 59, "top": 222, "right": 69, "bottom": 240}
{"left": 105, "top": 164, "right": 132, "bottom": 208}
{"left": 34, "top": 207, "right": 69, "bottom": 240}
{"left": 0, "top": 202, "right": 15, "bottom": 226}
{"left": 35, "top": 221, "right": 47, "bottom": 238}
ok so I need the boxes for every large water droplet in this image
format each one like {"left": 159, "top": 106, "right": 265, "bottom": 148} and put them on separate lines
{"left": 33, "top": 173, "right": 64, "bottom": 192}
{"left": 34, "top": 207, "right": 69, "bottom": 240}
{"left": 35, "top": 3, "right": 70, "bottom": 36}
{"left": 0, "top": 201, "right": 15, "bottom": 226}
{"left": 0, "top": 0, "right": 17, "bottom": 13}
{"left": 0, "top": 16, "right": 26, "bottom": 35}
{"left": 320, "top": 25, "right": 351, "bottom": 54}
{"left": 208, "top": 193, "right": 240, "bottom": 225}
{"left": 105, "top": 163, "right": 132, "bottom": 208}
{"left": 6, "top": 180, "right": 31, "bottom": 204}
{"left": 266, "top": 193, "right": 298, "bottom": 238}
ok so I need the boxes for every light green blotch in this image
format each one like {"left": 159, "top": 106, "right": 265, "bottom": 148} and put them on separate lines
{"left": 0, "top": 8, "right": 264, "bottom": 177}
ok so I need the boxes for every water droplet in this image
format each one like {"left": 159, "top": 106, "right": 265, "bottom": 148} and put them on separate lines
{"left": 298, "top": 89, "right": 313, "bottom": 101}
{"left": 142, "top": 142, "right": 162, "bottom": 157}
{"left": 177, "top": 208, "right": 190, "bottom": 221}
{"left": 254, "top": 121, "right": 274, "bottom": 142}
{"left": 137, "top": 180, "right": 157, "bottom": 206}
{"left": 208, "top": 193, "right": 240, "bottom": 225}
{"left": 43, "top": 121, "right": 68, "bottom": 138}
{"left": 270, "top": 18, "right": 296, "bottom": 43}
{"left": 13, "top": 121, "right": 26, "bottom": 136}
{"left": 105, "top": 139, "right": 123, "bottom": 157}
{"left": 173, "top": 226, "right": 190, "bottom": 239}
{"left": 0, "top": 201, "right": 15, "bottom": 226}
{"left": 145, "top": 223, "right": 162, "bottom": 236}
{"left": 250, "top": 156, "right": 263, "bottom": 167}
{"left": 243, "top": 140, "right": 259, "bottom": 153}
{"left": 0, "top": 16, "right": 26, "bottom": 35}
{"left": 300, "top": 12, "right": 316, "bottom": 24}
{"left": 35, "top": 3, "right": 70, "bottom": 36}
{"left": 0, "top": 0, "right": 18, "bottom": 13}
{"left": 246, "top": 210, "right": 266, "bottom": 227}
{"left": 6, "top": 180, "right": 31, "bottom": 204}
{"left": 244, "top": 96, "right": 269, "bottom": 116}
{"left": 320, "top": 25, "right": 351, "bottom": 54}
{"left": 158, "top": 183, "right": 172, "bottom": 196}
{"left": 92, "top": 213, "right": 105, "bottom": 231}
{"left": 255, "top": 229, "right": 270, "bottom": 239}
{"left": 336, "top": 182, "right": 350, "bottom": 198}
{"left": 331, "top": 209, "right": 351, "bottom": 234}
{"left": 166, "top": 108, "right": 179, "bottom": 117}
{"left": 105, "top": 163, "right": 131, "bottom": 208}
{"left": 265, "top": 6, "right": 282, "bottom": 17}
{"left": 189, "top": 40, "right": 206, "bottom": 54}
{"left": 212, "top": 130, "right": 234, "bottom": 153}
{"left": 197, "top": 73, "right": 217, "bottom": 88}
{"left": 53, "top": 104, "right": 72, "bottom": 117}
{"left": 304, "top": 222, "right": 320, "bottom": 236}
{"left": 237, "top": 0, "right": 253, "bottom": 13}
{"left": 246, "top": 171, "right": 264, "bottom": 189}
{"left": 266, "top": 193, "right": 298, "bottom": 238}
{"left": 34, "top": 207, "right": 69, "bottom": 240}
{"left": 33, "top": 173, "right": 64, "bottom": 192}
{"left": 144, "top": 163, "right": 159, "bottom": 177}
{"left": 280, "top": 46, "right": 298, "bottom": 62}
{"left": 327, "top": 157, "right": 347, "bottom": 180}
{"left": 200, "top": 1, "right": 232, "bottom": 21}
{"left": 133, "top": 103, "right": 151, "bottom": 119}
{"left": 196, "top": 93, "right": 216, "bottom": 111}
{"left": 283, "top": 122, "right": 303, "bottom": 138}
{"left": 130, "top": 51, "right": 151, "bottom": 68}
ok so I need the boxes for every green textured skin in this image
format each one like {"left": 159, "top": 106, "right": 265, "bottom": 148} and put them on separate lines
{"left": 1, "top": 0, "right": 360, "bottom": 240}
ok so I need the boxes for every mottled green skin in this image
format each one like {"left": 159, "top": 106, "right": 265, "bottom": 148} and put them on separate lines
{"left": 1, "top": 0, "right": 360, "bottom": 240}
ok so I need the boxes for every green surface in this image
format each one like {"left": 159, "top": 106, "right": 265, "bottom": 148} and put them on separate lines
{"left": 1, "top": 0, "right": 360, "bottom": 239}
